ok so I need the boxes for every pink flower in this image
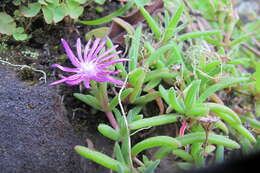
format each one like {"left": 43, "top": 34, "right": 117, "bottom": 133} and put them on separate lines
{"left": 50, "top": 38, "right": 128, "bottom": 88}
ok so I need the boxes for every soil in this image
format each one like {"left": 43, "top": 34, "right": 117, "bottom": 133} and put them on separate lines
{"left": 0, "top": 64, "right": 82, "bottom": 173}
{"left": 0, "top": 1, "right": 119, "bottom": 173}
{"left": 0, "top": 63, "right": 116, "bottom": 173}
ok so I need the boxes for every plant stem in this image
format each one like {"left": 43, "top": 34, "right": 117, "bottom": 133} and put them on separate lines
{"left": 105, "top": 111, "right": 119, "bottom": 130}
{"left": 179, "top": 120, "right": 187, "bottom": 136}
{"left": 98, "top": 83, "right": 119, "bottom": 130}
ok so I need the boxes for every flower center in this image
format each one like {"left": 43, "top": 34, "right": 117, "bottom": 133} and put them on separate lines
{"left": 80, "top": 62, "right": 97, "bottom": 76}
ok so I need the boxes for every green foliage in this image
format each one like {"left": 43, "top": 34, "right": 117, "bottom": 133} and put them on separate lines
{"left": 0, "top": 12, "right": 27, "bottom": 40}
{"left": 1, "top": 0, "right": 113, "bottom": 41}
{"left": 75, "top": 145, "right": 129, "bottom": 172}
{"left": 67, "top": 0, "right": 260, "bottom": 172}
{"left": 79, "top": 1, "right": 134, "bottom": 25}
{"left": 131, "top": 136, "right": 181, "bottom": 156}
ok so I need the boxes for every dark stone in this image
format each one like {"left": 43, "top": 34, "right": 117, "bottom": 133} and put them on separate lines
{"left": 0, "top": 65, "right": 82, "bottom": 173}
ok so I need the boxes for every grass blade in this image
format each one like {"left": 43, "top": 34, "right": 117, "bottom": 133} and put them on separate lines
{"left": 163, "top": 5, "right": 184, "bottom": 43}
{"left": 79, "top": 1, "right": 133, "bottom": 25}
{"left": 139, "top": 6, "right": 161, "bottom": 39}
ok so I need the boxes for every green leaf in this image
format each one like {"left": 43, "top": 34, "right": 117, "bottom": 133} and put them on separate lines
{"left": 0, "top": 12, "right": 16, "bottom": 35}
{"left": 145, "top": 43, "right": 175, "bottom": 66}
{"left": 191, "top": 142, "right": 204, "bottom": 166}
{"left": 79, "top": 1, "right": 133, "bottom": 25}
{"left": 98, "top": 124, "right": 120, "bottom": 141}
{"left": 176, "top": 132, "right": 240, "bottom": 149}
{"left": 168, "top": 87, "right": 185, "bottom": 113}
{"left": 121, "top": 135, "right": 131, "bottom": 165}
{"left": 13, "top": 33, "right": 28, "bottom": 41}
{"left": 133, "top": 92, "right": 160, "bottom": 104}
{"left": 159, "top": 85, "right": 170, "bottom": 104}
{"left": 66, "top": 0, "right": 84, "bottom": 19}
{"left": 129, "top": 68, "right": 145, "bottom": 87}
{"left": 75, "top": 146, "right": 128, "bottom": 172}
{"left": 144, "top": 78, "right": 161, "bottom": 92}
{"left": 172, "top": 149, "right": 193, "bottom": 162}
{"left": 38, "top": 0, "right": 48, "bottom": 5}
{"left": 47, "top": 0, "right": 59, "bottom": 5}
{"left": 186, "top": 103, "right": 209, "bottom": 116}
{"left": 113, "top": 108, "right": 125, "bottom": 132}
{"left": 129, "top": 114, "right": 179, "bottom": 130}
{"left": 240, "top": 115, "right": 260, "bottom": 129}
{"left": 128, "top": 68, "right": 146, "bottom": 103}
{"left": 144, "top": 68, "right": 178, "bottom": 82}
{"left": 215, "top": 145, "right": 224, "bottom": 163}
{"left": 113, "top": 17, "right": 135, "bottom": 35}
{"left": 230, "top": 124, "right": 256, "bottom": 143}
{"left": 206, "top": 103, "right": 241, "bottom": 124}
{"left": 199, "top": 77, "right": 249, "bottom": 102}
{"left": 95, "top": 0, "right": 106, "bottom": 5}
{"left": 73, "top": 93, "right": 101, "bottom": 111}
{"left": 106, "top": 38, "right": 127, "bottom": 78}
{"left": 117, "top": 164, "right": 126, "bottom": 173}
{"left": 12, "top": 0, "right": 22, "bottom": 6}
{"left": 85, "top": 27, "right": 110, "bottom": 40}
{"left": 75, "top": 0, "right": 88, "bottom": 4}
{"left": 214, "top": 120, "right": 229, "bottom": 134}
{"left": 178, "top": 30, "right": 220, "bottom": 41}
{"left": 12, "top": 27, "right": 28, "bottom": 40}
{"left": 154, "top": 146, "right": 172, "bottom": 160}
{"left": 53, "top": 5, "right": 66, "bottom": 23}
{"left": 131, "top": 136, "right": 181, "bottom": 156}
{"left": 20, "top": 2, "right": 41, "bottom": 17}
{"left": 115, "top": 143, "right": 126, "bottom": 165}
{"left": 205, "top": 145, "right": 216, "bottom": 154}
{"left": 143, "top": 160, "right": 160, "bottom": 173}
{"left": 127, "top": 106, "right": 143, "bottom": 123}
{"left": 229, "top": 34, "right": 252, "bottom": 47}
{"left": 163, "top": 5, "right": 184, "bottom": 43}
{"left": 139, "top": 6, "right": 161, "bottom": 39}
{"left": 184, "top": 80, "right": 201, "bottom": 109}
{"left": 128, "top": 24, "right": 142, "bottom": 72}
{"left": 42, "top": 6, "right": 53, "bottom": 24}
{"left": 135, "top": 0, "right": 151, "bottom": 7}
{"left": 166, "top": 42, "right": 183, "bottom": 65}
{"left": 112, "top": 17, "right": 135, "bottom": 35}
{"left": 109, "top": 88, "right": 134, "bottom": 110}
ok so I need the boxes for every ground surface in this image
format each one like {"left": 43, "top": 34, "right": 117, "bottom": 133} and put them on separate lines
{"left": 0, "top": 64, "right": 82, "bottom": 173}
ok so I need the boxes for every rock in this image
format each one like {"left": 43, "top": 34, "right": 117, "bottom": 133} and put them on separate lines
{"left": 235, "top": 0, "right": 260, "bottom": 23}
{"left": 0, "top": 65, "right": 82, "bottom": 173}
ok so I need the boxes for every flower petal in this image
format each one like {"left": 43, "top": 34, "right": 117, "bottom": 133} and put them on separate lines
{"left": 99, "top": 70, "right": 121, "bottom": 75}
{"left": 91, "top": 75, "right": 107, "bottom": 82}
{"left": 92, "top": 39, "right": 106, "bottom": 58}
{"left": 98, "top": 51, "right": 122, "bottom": 63}
{"left": 84, "top": 39, "right": 92, "bottom": 61}
{"left": 83, "top": 80, "right": 90, "bottom": 88}
{"left": 61, "top": 39, "right": 80, "bottom": 67}
{"left": 99, "top": 58, "right": 129, "bottom": 67}
{"left": 87, "top": 38, "right": 101, "bottom": 60}
{"left": 51, "top": 74, "right": 83, "bottom": 86}
{"left": 49, "top": 78, "right": 68, "bottom": 86}
{"left": 97, "top": 45, "right": 118, "bottom": 59}
{"left": 52, "top": 64, "right": 79, "bottom": 73}
{"left": 66, "top": 74, "right": 82, "bottom": 81}
{"left": 102, "top": 75, "right": 124, "bottom": 85}
{"left": 76, "top": 38, "right": 84, "bottom": 62}
{"left": 65, "top": 78, "right": 84, "bottom": 85}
